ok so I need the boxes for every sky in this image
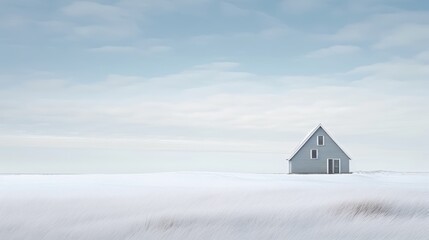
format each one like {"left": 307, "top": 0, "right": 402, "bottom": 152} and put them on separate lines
{"left": 1, "top": 0, "right": 429, "bottom": 173}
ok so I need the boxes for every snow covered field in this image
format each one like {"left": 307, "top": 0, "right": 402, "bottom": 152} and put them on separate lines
{"left": 1, "top": 172, "right": 428, "bottom": 240}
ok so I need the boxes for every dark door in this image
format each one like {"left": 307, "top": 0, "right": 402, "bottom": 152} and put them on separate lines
{"left": 333, "top": 159, "right": 340, "bottom": 173}
{"left": 328, "top": 159, "right": 340, "bottom": 174}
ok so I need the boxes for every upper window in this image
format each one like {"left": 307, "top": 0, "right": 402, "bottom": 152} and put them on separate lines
{"left": 317, "top": 135, "right": 324, "bottom": 146}
{"left": 311, "top": 149, "right": 318, "bottom": 159}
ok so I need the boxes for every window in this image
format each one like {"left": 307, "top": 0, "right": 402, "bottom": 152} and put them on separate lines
{"left": 311, "top": 149, "right": 318, "bottom": 159}
{"left": 317, "top": 135, "right": 324, "bottom": 146}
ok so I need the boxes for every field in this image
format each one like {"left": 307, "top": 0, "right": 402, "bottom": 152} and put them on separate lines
{"left": 1, "top": 172, "right": 428, "bottom": 240}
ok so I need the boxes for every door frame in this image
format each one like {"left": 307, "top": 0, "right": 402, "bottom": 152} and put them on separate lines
{"left": 327, "top": 158, "right": 341, "bottom": 174}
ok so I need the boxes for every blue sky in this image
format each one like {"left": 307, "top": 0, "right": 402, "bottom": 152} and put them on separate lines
{"left": 1, "top": 0, "right": 429, "bottom": 173}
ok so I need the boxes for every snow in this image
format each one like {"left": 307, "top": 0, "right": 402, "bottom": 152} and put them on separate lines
{"left": 1, "top": 172, "right": 428, "bottom": 240}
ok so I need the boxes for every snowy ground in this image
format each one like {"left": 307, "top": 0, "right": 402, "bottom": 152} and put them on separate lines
{"left": 0, "top": 172, "right": 428, "bottom": 240}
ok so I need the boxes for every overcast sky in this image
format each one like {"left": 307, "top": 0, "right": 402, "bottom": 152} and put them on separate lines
{"left": 1, "top": 0, "right": 429, "bottom": 173}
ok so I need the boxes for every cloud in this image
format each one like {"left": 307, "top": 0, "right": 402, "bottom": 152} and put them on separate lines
{"left": 62, "top": 0, "right": 209, "bottom": 19}
{"left": 1, "top": 57, "right": 429, "bottom": 173}
{"left": 62, "top": 1, "right": 126, "bottom": 21}
{"left": 305, "top": 45, "right": 361, "bottom": 58}
{"left": 0, "top": 134, "right": 285, "bottom": 153}
{"left": 0, "top": 15, "right": 28, "bottom": 28}
{"left": 327, "top": 11, "right": 429, "bottom": 49}
{"left": 189, "top": 25, "right": 288, "bottom": 45}
{"left": 2, "top": 58, "right": 428, "bottom": 137}
{"left": 88, "top": 43, "right": 171, "bottom": 54}
{"left": 147, "top": 45, "right": 171, "bottom": 53}
{"left": 2, "top": 0, "right": 429, "bottom": 173}
{"left": 56, "top": 0, "right": 214, "bottom": 40}
{"left": 89, "top": 46, "right": 137, "bottom": 53}
{"left": 193, "top": 62, "right": 241, "bottom": 70}
{"left": 92, "top": 45, "right": 171, "bottom": 54}
{"left": 259, "top": 27, "right": 289, "bottom": 39}
{"left": 117, "top": 0, "right": 211, "bottom": 13}
{"left": 281, "top": 0, "right": 327, "bottom": 13}
{"left": 416, "top": 50, "right": 429, "bottom": 61}
{"left": 72, "top": 24, "right": 139, "bottom": 38}
{"left": 220, "top": 2, "right": 250, "bottom": 16}
{"left": 346, "top": 58, "right": 429, "bottom": 84}
{"left": 374, "top": 24, "right": 429, "bottom": 49}
{"left": 220, "top": 1, "right": 282, "bottom": 24}
{"left": 60, "top": 1, "right": 140, "bottom": 39}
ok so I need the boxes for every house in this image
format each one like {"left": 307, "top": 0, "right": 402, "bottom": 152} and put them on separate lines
{"left": 287, "top": 124, "right": 351, "bottom": 174}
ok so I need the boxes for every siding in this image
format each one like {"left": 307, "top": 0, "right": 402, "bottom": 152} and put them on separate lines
{"left": 290, "top": 127, "right": 350, "bottom": 174}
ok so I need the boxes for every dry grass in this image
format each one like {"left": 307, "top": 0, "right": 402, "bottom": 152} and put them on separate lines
{"left": 0, "top": 172, "right": 428, "bottom": 239}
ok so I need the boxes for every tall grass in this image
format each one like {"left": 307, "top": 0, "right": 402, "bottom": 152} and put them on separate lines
{"left": 0, "top": 172, "right": 428, "bottom": 239}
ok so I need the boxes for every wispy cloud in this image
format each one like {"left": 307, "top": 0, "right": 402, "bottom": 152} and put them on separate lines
{"left": 1, "top": 0, "right": 429, "bottom": 172}
{"left": 73, "top": 24, "right": 139, "bottom": 38}
{"left": 2, "top": 58, "right": 428, "bottom": 143}
{"left": 57, "top": 0, "right": 212, "bottom": 40}
{"left": 88, "top": 46, "right": 137, "bottom": 53}
{"left": 147, "top": 45, "right": 171, "bottom": 53}
{"left": 0, "top": 15, "right": 28, "bottom": 28}
{"left": 305, "top": 45, "right": 361, "bottom": 58}
{"left": 60, "top": 1, "right": 139, "bottom": 39}
{"left": 327, "top": 11, "right": 429, "bottom": 49}
{"left": 62, "top": 1, "right": 127, "bottom": 21}
{"left": 281, "top": 0, "right": 327, "bottom": 13}
{"left": 118, "top": 0, "right": 211, "bottom": 13}
{"left": 88, "top": 45, "right": 171, "bottom": 54}
{"left": 374, "top": 24, "right": 429, "bottom": 49}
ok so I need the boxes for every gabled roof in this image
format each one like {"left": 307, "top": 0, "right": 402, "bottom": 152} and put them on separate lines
{"left": 287, "top": 124, "right": 352, "bottom": 161}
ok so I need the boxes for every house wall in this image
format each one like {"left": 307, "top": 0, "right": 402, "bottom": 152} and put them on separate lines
{"left": 290, "top": 127, "right": 350, "bottom": 174}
